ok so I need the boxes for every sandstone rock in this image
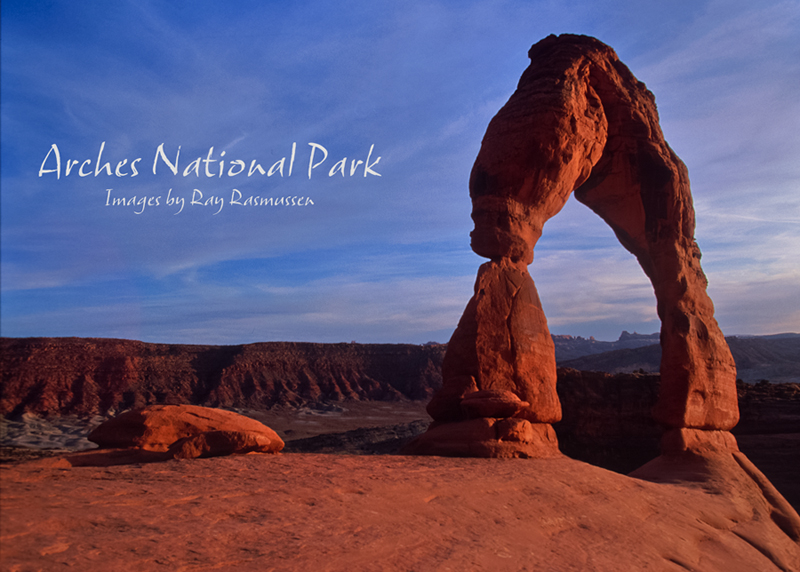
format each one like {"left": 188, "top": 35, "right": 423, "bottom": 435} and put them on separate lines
{"left": 417, "top": 33, "right": 738, "bottom": 458}
{"left": 425, "top": 374, "right": 478, "bottom": 422}
{"left": 495, "top": 417, "right": 538, "bottom": 443}
{"left": 403, "top": 418, "right": 560, "bottom": 458}
{"left": 87, "top": 404, "right": 284, "bottom": 453}
{"left": 460, "top": 389, "right": 529, "bottom": 419}
{"left": 3, "top": 454, "right": 800, "bottom": 571}
{"left": 0, "top": 338, "right": 445, "bottom": 417}
{"left": 631, "top": 450, "right": 800, "bottom": 552}
{"left": 660, "top": 428, "right": 739, "bottom": 455}
{"left": 168, "top": 430, "right": 282, "bottom": 459}
{"left": 429, "top": 259, "right": 560, "bottom": 425}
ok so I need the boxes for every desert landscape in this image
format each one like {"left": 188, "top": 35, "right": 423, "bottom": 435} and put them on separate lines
{"left": 2, "top": 336, "right": 799, "bottom": 570}
{"left": 2, "top": 336, "right": 797, "bottom": 481}
{"left": 3, "top": 31, "right": 800, "bottom": 571}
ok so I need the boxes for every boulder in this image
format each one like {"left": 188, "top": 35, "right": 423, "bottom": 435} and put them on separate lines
{"left": 168, "top": 430, "right": 283, "bottom": 459}
{"left": 88, "top": 404, "right": 284, "bottom": 454}
{"left": 403, "top": 418, "right": 560, "bottom": 458}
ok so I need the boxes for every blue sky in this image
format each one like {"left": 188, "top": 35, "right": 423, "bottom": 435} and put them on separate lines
{"left": 2, "top": 0, "right": 798, "bottom": 344}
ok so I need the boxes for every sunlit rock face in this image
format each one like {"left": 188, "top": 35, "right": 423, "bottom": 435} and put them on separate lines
{"left": 411, "top": 34, "right": 738, "bottom": 458}
{"left": 88, "top": 404, "right": 284, "bottom": 455}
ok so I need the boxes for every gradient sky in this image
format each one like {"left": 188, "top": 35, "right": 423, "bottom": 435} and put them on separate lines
{"left": 2, "top": 0, "right": 798, "bottom": 345}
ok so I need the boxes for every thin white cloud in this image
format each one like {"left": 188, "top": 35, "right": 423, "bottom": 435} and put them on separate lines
{"left": 3, "top": 0, "right": 798, "bottom": 342}
{"left": 0, "top": 273, "right": 476, "bottom": 344}
{"left": 707, "top": 269, "right": 800, "bottom": 335}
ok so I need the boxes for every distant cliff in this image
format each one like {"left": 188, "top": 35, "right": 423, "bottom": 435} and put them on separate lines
{"left": 2, "top": 336, "right": 798, "bottom": 425}
{"left": 552, "top": 331, "right": 660, "bottom": 361}
{"left": 560, "top": 333, "right": 800, "bottom": 383}
{"left": 0, "top": 338, "right": 446, "bottom": 417}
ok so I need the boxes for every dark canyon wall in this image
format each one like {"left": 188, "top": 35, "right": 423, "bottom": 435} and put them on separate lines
{"left": 0, "top": 338, "right": 446, "bottom": 417}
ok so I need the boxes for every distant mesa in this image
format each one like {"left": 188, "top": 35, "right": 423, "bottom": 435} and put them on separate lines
{"left": 559, "top": 333, "right": 800, "bottom": 384}
{"left": 618, "top": 330, "right": 659, "bottom": 342}
{"left": 0, "top": 338, "right": 446, "bottom": 418}
{"left": 2, "top": 333, "right": 794, "bottom": 422}
{"left": 552, "top": 331, "right": 660, "bottom": 361}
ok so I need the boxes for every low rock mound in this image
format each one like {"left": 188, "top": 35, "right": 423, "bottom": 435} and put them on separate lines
{"left": 86, "top": 405, "right": 283, "bottom": 462}
{"left": 168, "top": 429, "right": 281, "bottom": 459}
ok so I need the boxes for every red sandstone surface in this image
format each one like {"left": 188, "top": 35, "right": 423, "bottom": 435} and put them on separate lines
{"left": 2, "top": 452, "right": 799, "bottom": 571}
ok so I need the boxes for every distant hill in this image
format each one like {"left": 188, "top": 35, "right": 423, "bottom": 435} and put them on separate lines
{"left": 559, "top": 333, "right": 800, "bottom": 383}
{"left": 552, "top": 331, "right": 660, "bottom": 361}
{"left": 2, "top": 334, "right": 797, "bottom": 419}
{"left": 0, "top": 338, "right": 446, "bottom": 417}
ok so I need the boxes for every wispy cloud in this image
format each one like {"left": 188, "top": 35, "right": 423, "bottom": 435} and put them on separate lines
{"left": 2, "top": 0, "right": 798, "bottom": 343}
{"left": 0, "top": 272, "right": 475, "bottom": 344}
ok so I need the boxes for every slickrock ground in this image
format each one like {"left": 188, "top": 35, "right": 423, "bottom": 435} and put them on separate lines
{"left": 2, "top": 452, "right": 799, "bottom": 572}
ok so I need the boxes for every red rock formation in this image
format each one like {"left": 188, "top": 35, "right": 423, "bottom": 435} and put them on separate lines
{"left": 427, "top": 259, "right": 560, "bottom": 425}
{"left": 88, "top": 404, "right": 284, "bottom": 454}
{"left": 168, "top": 430, "right": 281, "bottom": 460}
{"left": 0, "top": 338, "right": 445, "bottom": 416}
{"left": 414, "top": 34, "right": 738, "bottom": 457}
{"left": 4, "top": 454, "right": 799, "bottom": 571}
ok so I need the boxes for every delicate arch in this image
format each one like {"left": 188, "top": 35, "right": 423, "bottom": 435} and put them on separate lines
{"left": 409, "top": 34, "right": 737, "bottom": 458}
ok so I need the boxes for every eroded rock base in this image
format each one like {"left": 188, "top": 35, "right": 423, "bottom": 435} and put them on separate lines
{"left": 660, "top": 428, "right": 740, "bottom": 455}
{"left": 402, "top": 418, "right": 560, "bottom": 458}
{"left": 631, "top": 449, "right": 800, "bottom": 569}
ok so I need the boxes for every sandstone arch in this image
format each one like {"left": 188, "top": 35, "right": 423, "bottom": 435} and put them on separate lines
{"left": 407, "top": 34, "right": 738, "bottom": 458}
